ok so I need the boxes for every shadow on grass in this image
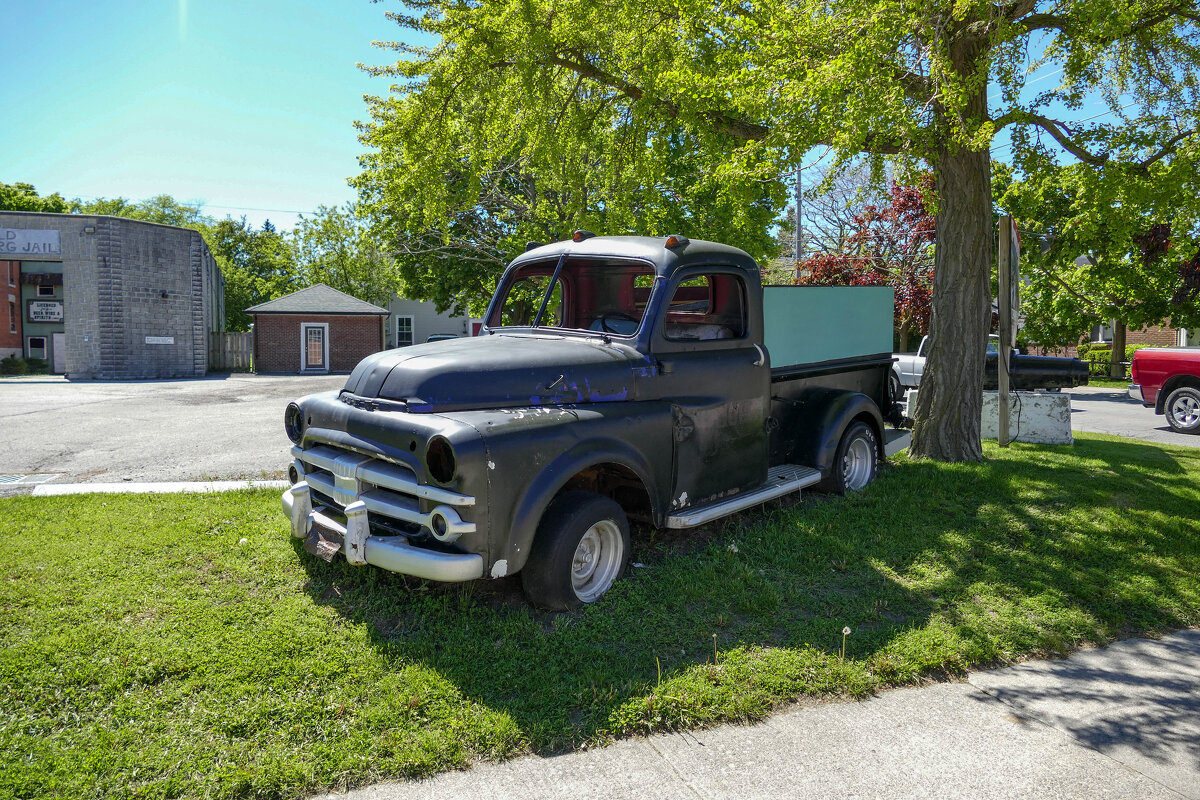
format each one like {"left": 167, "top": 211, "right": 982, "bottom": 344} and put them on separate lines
{"left": 295, "top": 435, "right": 1200, "bottom": 751}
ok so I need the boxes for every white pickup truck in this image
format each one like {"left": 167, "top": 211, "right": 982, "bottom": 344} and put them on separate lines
{"left": 891, "top": 334, "right": 1087, "bottom": 400}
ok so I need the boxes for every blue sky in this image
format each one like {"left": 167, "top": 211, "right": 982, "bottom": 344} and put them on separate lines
{"left": 2, "top": 0, "right": 413, "bottom": 230}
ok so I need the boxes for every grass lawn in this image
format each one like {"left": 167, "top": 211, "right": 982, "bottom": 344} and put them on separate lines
{"left": 1083, "top": 376, "right": 1132, "bottom": 389}
{"left": 3, "top": 432, "right": 1199, "bottom": 799}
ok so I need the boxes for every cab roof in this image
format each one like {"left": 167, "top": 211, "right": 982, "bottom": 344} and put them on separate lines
{"left": 508, "top": 235, "right": 760, "bottom": 279}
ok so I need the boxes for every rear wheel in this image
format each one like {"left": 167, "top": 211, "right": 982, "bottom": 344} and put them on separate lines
{"left": 521, "top": 491, "right": 631, "bottom": 610}
{"left": 819, "top": 421, "right": 879, "bottom": 494}
{"left": 889, "top": 372, "right": 904, "bottom": 406}
{"left": 1164, "top": 386, "right": 1200, "bottom": 434}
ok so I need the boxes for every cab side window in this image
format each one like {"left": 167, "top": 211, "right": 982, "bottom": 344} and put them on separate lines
{"left": 662, "top": 273, "right": 747, "bottom": 342}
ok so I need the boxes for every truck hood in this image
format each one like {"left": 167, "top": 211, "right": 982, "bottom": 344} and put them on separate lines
{"left": 341, "top": 334, "right": 650, "bottom": 412}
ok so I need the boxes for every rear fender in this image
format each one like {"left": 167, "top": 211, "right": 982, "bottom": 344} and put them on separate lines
{"left": 788, "top": 388, "right": 884, "bottom": 476}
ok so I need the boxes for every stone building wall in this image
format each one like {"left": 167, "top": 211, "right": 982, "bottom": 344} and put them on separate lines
{"left": 0, "top": 212, "right": 224, "bottom": 379}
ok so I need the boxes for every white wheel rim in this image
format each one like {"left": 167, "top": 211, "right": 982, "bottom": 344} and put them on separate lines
{"left": 571, "top": 520, "right": 623, "bottom": 603}
{"left": 842, "top": 436, "right": 874, "bottom": 491}
{"left": 1171, "top": 395, "right": 1199, "bottom": 427}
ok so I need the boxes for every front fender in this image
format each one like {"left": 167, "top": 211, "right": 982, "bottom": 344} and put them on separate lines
{"left": 499, "top": 438, "right": 661, "bottom": 576}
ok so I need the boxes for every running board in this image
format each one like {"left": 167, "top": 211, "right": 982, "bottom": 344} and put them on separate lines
{"left": 666, "top": 464, "right": 822, "bottom": 529}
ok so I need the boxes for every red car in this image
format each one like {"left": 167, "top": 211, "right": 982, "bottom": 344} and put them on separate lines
{"left": 1129, "top": 348, "right": 1200, "bottom": 434}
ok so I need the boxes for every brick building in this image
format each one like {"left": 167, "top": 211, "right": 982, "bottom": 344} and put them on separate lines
{"left": 248, "top": 284, "right": 388, "bottom": 373}
{"left": 0, "top": 212, "right": 224, "bottom": 378}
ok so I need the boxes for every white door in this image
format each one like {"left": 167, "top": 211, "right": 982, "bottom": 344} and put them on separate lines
{"left": 51, "top": 332, "right": 65, "bottom": 374}
{"left": 301, "top": 323, "right": 328, "bottom": 372}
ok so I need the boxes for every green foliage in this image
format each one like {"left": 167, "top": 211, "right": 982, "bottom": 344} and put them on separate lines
{"left": 0, "top": 356, "right": 29, "bottom": 376}
{"left": 2, "top": 436, "right": 1199, "bottom": 796}
{"left": 996, "top": 154, "right": 1200, "bottom": 347}
{"left": 1077, "top": 343, "right": 1156, "bottom": 377}
{"left": 205, "top": 218, "right": 301, "bottom": 331}
{"left": 0, "top": 182, "right": 67, "bottom": 213}
{"left": 292, "top": 204, "right": 402, "bottom": 309}
{"left": 69, "top": 195, "right": 209, "bottom": 228}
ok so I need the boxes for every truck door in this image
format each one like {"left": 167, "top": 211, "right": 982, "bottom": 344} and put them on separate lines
{"left": 650, "top": 269, "right": 769, "bottom": 509}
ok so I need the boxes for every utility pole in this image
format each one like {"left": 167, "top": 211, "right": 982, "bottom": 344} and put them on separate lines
{"left": 794, "top": 166, "right": 804, "bottom": 273}
{"left": 997, "top": 215, "right": 1015, "bottom": 448}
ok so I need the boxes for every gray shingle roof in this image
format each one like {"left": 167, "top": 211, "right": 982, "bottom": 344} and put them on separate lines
{"left": 246, "top": 284, "right": 389, "bottom": 315}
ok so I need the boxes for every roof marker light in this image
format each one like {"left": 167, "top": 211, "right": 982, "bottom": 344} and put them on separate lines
{"left": 572, "top": 229, "right": 597, "bottom": 242}
{"left": 665, "top": 235, "right": 690, "bottom": 250}
{"left": 525, "top": 241, "right": 545, "bottom": 252}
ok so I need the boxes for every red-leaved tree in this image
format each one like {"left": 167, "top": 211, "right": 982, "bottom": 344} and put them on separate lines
{"left": 796, "top": 177, "right": 936, "bottom": 351}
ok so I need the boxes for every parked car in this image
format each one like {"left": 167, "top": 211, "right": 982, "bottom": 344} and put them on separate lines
{"left": 1129, "top": 347, "right": 1200, "bottom": 433}
{"left": 891, "top": 334, "right": 1088, "bottom": 402}
{"left": 281, "top": 233, "right": 903, "bottom": 609}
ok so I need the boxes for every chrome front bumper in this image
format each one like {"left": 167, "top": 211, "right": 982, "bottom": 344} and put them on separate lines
{"left": 282, "top": 483, "right": 483, "bottom": 582}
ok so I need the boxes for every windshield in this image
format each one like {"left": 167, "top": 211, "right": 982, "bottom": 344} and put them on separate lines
{"left": 487, "top": 256, "right": 656, "bottom": 336}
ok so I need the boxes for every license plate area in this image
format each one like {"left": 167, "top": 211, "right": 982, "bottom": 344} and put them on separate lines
{"left": 304, "top": 515, "right": 344, "bottom": 562}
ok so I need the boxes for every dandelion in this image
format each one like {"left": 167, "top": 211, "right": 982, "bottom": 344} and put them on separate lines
{"left": 841, "top": 626, "right": 852, "bottom": 660}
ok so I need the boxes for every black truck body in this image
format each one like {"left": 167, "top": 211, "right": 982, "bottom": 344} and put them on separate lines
{"left": 282, "top": 234, "right": 897, "bottom": 608}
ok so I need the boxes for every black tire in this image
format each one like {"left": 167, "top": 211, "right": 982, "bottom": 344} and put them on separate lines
{"left": 889, "top": 372, "right": 904, "bottom": 405}
{"left": 818, "top": 421, "right": 879, "bottom": 495}
{"left": 521, "top": 491, "right": 631, "bottom": 610}
{"left": 1164, "top": 386, "right": 1200, "bottom": 434}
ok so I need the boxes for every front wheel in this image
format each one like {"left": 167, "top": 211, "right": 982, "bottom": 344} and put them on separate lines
{"left": 521, "top": 491, "right": 631, "bottom": 610}
{"left": 819, "top": 421, "right": 879, "bottom": 494}
{"left": 1164, "top": 386, "right": 1200, "bottom": 434}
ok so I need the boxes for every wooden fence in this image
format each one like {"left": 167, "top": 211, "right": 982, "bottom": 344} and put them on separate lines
{"left": 209, "top": 331, "right": 253, "bottom": 372}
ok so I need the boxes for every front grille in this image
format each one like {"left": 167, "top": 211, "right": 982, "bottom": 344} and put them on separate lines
{"left": 291, "top": 443, "right": 476, "bottom": 539}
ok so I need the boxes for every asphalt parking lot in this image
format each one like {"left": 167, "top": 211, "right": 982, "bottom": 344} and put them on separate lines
{"left": 1, "top": 375, "right": 1195, "bottom": 492}
{"left": 0, "top": 373, "right": 345, "bottom": 487}
{"left": 1067, "top": 384, "right": 1200, "bottom": 447}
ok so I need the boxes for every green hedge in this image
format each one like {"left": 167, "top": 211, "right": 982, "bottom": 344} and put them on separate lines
{"left": 1076, "top": 343, "right": 1156, "bottom": 377}
{"left": 0, "top": 356, "right": 50, "bottom": 376}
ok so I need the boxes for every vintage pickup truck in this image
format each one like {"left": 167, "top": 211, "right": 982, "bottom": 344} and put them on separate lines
{"left": 1129, "top": 347, "right": 1200, "bottom": 433}
{"left": 891, "top": 334, "right": 1088, "bottom": 400}
{"left": 281, "top": 233, "right": 899, "bottom": 608}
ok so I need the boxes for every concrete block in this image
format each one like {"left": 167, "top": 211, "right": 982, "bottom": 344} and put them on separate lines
{"left": 907, "top": 390, "right": 1074, "bottom": 445}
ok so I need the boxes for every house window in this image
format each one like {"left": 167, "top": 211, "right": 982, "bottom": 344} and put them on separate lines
{"left": 396, "top": 316, "right": 414, "bottom": 347}
{"left": 27, "top": 336, "right": 46, "bottom": 359}
{"left": 6, "top": 262, "right": 14, "bottom": 287}
{"left": 8, "top": 301, "right": 15, "bottom": 333}
{"left": 36, "top": 285, "right": 56, "bottom": 297}
{"left": 1090, "top": 321, "right": 1114, "bottom": 343}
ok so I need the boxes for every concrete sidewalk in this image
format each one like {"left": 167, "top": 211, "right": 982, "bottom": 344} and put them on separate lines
{"left": 318, "top": 630, "right": 1200, "bottom": 800}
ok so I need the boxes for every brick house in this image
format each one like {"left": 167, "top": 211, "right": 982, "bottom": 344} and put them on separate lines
{"left": 247, "top": 284, "right": 388, "bottom": 374}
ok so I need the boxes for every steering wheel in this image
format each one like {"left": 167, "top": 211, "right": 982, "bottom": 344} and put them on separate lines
{"left": 596, "top": 313, "right": 639, "bottom": 334}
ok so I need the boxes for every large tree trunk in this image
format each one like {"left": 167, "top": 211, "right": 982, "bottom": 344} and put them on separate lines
{"left": 910, "top": 124, "right": 993, "bottom": 458}
{"left": 1110, "top": 319, "right": 1127, "bottom": 379}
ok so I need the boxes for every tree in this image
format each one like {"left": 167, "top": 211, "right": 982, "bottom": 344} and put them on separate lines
{"left": 206, "top": 218, "right": 300, "bottom": 331}
{"left": 292, "top": 204, "right": 403, "bottom": 309}
{"left": 797, "top": 177, "right": 936, "bottom": 351}
{"left": 362, "top": 0, "right": 1199, "bottom": 461}
{"left": 355, "top": 130, "right": 785, "bottom": 317}
{"left": 69, "top": 195, "right": 209, "bottom": 228}
{"left": 0, "top": 182, "right": 67, "bottom": 213}
{"left": 996, "top": 157, "right": 1200, "bottom": 372}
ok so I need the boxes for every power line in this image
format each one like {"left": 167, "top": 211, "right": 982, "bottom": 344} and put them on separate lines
{"left": 991, "top": 100, "right": 1141, "bottom": 154}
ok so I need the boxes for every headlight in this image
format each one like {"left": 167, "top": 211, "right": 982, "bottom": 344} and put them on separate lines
{"left": 425, "top": 436, "right": 456, "bottom": 484}
{"left": 284, "top": 402, "right": 304, "bottom": 444}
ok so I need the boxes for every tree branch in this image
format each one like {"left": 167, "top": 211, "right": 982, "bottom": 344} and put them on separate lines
{"left": 548, "top": 51, "right": 771, "bottom": 141}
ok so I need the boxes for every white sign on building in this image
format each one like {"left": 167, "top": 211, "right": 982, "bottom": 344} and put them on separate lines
{"left": 27, "top": 300, "right": 63, "bottom": 323}
{"left": 1, "top": 229, "right": 61, "bottom": 257}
